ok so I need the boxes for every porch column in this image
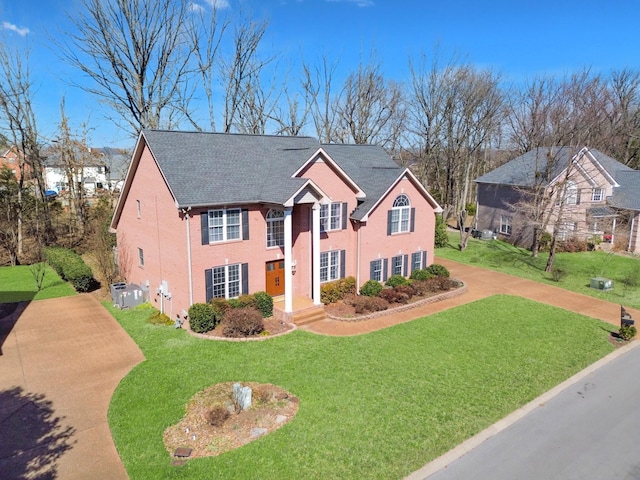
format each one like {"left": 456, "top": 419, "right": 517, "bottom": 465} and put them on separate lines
{"left": 312, "top": 202, "right": 321, "bottom": 305}
{"left": 611, "top": 217, "right": 617, "bottom": 247}
{"left": 284, "top": 206, "right": 293, "bottom": 313}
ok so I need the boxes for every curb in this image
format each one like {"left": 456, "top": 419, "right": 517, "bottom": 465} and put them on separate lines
{"left": 405, "top": 339, "right": 640, "bottom": 480}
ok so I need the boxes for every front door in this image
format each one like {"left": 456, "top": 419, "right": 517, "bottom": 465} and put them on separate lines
{"left": 265, "top": 260, "right": 285, "bottom": 296}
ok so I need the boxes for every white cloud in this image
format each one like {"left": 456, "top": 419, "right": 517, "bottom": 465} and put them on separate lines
{"left": 205, "top": 0, "right": 231, "bottom": 9}
{"left": 189, "top": 3, "right": 205, "bottom": 13}
{"left": 2, "top": 21, "right": 30, "bottom": 37}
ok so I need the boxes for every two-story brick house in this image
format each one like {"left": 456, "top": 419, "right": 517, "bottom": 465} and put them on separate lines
{"left": 110, "top": 130, "right": 442, "bottom": 324}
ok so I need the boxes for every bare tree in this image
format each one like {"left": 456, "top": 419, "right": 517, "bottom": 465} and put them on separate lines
{"left": 60, "top": 0, "right": 197, "bottom": 135}
{"left": 303, "top": 55, "right": 340, "bottom": 143}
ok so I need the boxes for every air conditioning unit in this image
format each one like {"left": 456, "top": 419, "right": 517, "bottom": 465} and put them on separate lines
{"left": 590, "top": 277, "right": 613, "bottom": 290}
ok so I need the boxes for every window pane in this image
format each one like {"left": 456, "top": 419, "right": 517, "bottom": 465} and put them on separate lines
{"left": 213, "top": 266, "right": 226, "bottom": 298}
{"left": 226, "top": 209, "right": 241, "bottom": 240}
{"left": 228, "top": 265, "right": 240, "bottom": 298}
{"left": 320, "top": 252, "right": 328, "bottom": 282}
{"left": 330, "top": 203, "right": 341, "bottom": 230}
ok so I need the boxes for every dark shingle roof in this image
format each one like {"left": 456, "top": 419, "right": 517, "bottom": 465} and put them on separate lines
{"left": 140, "top": 131, "right": 405, "bottom": 215}
{"left": 475, "top": 147, "right": 633, "bottom": 187}
{"left": 610, "top": 171, "right": 640, "bottom": 211}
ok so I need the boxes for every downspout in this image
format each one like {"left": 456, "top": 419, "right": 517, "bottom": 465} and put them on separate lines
{"left": 627, "top": 214, "right": 634, "bottom": 252}
{"left": 356, "top": 221, "right": 361, "bottom": 294}
{"left": 183, "top": 207, "right": 194, "bottom": 306}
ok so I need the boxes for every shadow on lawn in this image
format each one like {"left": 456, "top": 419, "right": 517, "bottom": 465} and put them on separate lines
{"left": 0, "top": 386, "right": 76, "bottom": 479}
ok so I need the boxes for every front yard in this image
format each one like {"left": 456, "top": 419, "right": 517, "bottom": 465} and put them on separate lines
{"left": 436, "top": 238, "right": 640, "bottom": 309}
{"left": 0, "top": 264, "right": 76, "bottom": 303}
{"left": 107, "top": 296, "right": 615, "bottom": 479}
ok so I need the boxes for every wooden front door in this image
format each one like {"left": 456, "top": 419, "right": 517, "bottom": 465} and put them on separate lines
{"left": 265, "top": 260, "right": 285, "bottom": 296}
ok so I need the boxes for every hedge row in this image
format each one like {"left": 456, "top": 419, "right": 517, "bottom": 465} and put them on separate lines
{"left": 43, "top": 247, "right": 95, "bottom": 292}
{"left": 188, "top": 291, "right": 273, "bottom": 334}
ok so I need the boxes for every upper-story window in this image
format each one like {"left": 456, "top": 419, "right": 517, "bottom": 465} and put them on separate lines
{"left": 592, "top": 188, "right": 604, "bottom": 202}
{"left": 390, "top": 194, "right": 411, "bottom": 234}
{"left": 136, "top": 200, "right": 141, "bottom": 218}
{"left": 208, "top": 208, "right": 241, "bottom": 242}
{"left": 565, "top": 181, "right": 578, "bottom": 205}
{"left": 320, "top": 202, "right": 344, "bottom": 232}
{"left": 266, "top": 209, "right": 284, "bottom": 248}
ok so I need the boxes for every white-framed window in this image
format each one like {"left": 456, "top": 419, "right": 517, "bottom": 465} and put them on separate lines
{"left": 500, "top": 216, "right": 512, "bottom": 235}
{"left": 320, "top": 202, "right": 342, "bottom": 232}
{"left": 565, "top": 181, "right": 578, "bottom": 205}
{"left": 266, "top": 209, "right": 284, "bottom": 248}
{"left": 136, "top": 200, "right": 141, "bottom": 218}
{"left": 370, "top": 259, "right": 383, "bottom": 282}
{"left": 411, "top": 251, "right": 426, "bottom": 272}
{"left": 208, "top": 208, "right": 241, "bottom": 242}
{"left": 137, "top": 247, "right": 144, "bottom": 267}
{"left": 320, "top": 250, "right": 340, "bottom": 282}
{"left": 391, "top": 255, "right": 406, "bottom": 276}
{"left": 212, "top": 264, "right": 241, "bottom": 299}
{"left": 558, "top": 222, "right": 577, "bottom": 241}
{"left": 591, "top": 188, "right": 604, "bottom": 202}
{"left": 390, "top": 194, "right": 411, "bottom": 234}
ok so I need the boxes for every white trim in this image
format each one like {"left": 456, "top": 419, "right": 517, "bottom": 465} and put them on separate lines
{"left": 359, "top": 168, "right": 442, "bottom": 222}
{"left": 312, "top": 203, "right": 321, "bottom": 305}
{"left": 284, "top": 207, "right": 293, "bottom": 313}
{"left": 283, "top": 178, "right": 329, "bottom": 207}
{"left": 292, "top": 147, "right": 366, "bottom": 199}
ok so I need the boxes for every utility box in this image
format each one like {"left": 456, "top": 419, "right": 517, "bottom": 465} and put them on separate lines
{"left": 590, "top": 277, "right": 613, "bottom": 291}
{"left": 472, "top": 229, "right": 496, "bottom": 240}
{"left": 111, "top": 282, "right": 147, "bottom": 309}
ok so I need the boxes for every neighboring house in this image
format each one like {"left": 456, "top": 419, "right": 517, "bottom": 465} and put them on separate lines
{"left": 608, "top": 170, "right": 640, "bottom": 252}
{"left": 0, "top": 146, "right": 32, "bottom": 181}
{"left": 475, "top": 146, "right": 636, "bottom": 248}
{"left": 110, "top": 130, "right": 442, "bottom": 324}
{"left": 92, "top": 147, "right": 130, "bottom": 192}
{"left": 43, "top": 144, "right": 108, "bottom": 195}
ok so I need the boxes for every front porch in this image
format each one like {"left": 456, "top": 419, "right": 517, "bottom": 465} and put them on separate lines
{"left": 273, "top": 296, "right": 326, "bottom": 325}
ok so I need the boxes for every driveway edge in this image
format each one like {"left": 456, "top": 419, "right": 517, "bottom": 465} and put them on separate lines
{"left": 405, "top": 339, "right": 640, "bottom": 480}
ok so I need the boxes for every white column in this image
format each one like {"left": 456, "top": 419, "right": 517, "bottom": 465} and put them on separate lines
{"left": 312, "top": 203, "right": 321, "bottom": 305}
{"left": 284, "top": 207, "right": 293, "bottom": 313}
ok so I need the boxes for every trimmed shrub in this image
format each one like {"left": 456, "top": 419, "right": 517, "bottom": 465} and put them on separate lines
{"left": 350, "top": 295, "right": 389, "bottom": 314}
{"left": 43, "top": 246, "right": 95, "bottom": 292}
{"left": 619, "top": 324, "right": 637, "bottom": 341}
{"left": 253, "top": 291, "right": 273, "bottom": 318}
{"left": 410, "top": 269, "right": 433, "bottom": 281}
{"left": 210, "top": 298, "right": 231, "bottom": 317}
{"left": 360, "top": 279, "right": 383, "bottom": 297}
{"left": 147, "top": 311, "right": 173, "bottom": 326}
{"left": 426, "top": 263, "right": 449, "bottom": 278}
{"left": 222, "top": 307, "right": 264, "bottom": 338}
{"left": 188, "top": 303, "right": 218, "bottom": 333}
{"left": 385, "top": 274, "right": 408, "bottom": 288}
{"left": 378, "top": 287, "right": 410, "bottom": 304}
{"left": 320, "top": 276, "right": 356, "bottom": 304}
{"left": 228, "top": 294, "right": 256, "bottom": 309}
{"left": 434, "top": 214, "right": 448, "bottom": 248}
{"left": 395, "top": 284, "right": 416, "bottom": 299}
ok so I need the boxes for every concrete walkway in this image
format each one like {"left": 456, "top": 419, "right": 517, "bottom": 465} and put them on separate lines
{"left": 301, "top": 257, "right": 639, "bottom": 335}
{"left": 0, "top": 294, "right": 144, "bottom": 480}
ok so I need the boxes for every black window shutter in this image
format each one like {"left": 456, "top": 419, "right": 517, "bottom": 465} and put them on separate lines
{"left": 242, "top": 263, "right": 249, "bottom": 295}
{"left": 201, "top": 212, "right": 209, "bottom": 245}
{"left": 410, "top": 208, "right": 416, "bottom": 232}
{"left": 422, "top": 251, "right": 428, "bottom": 269}
{"left": 242, "top": 209, "right": 250, "bottom": 240}
{"left": 387, "top": 210, "right": 393, "bottom": 236}
{"left": 341, "top": 203, "right": 348, "bottom": 230}
{"left": 370, "top": 260, "right": 376, "bottom": 280}
{"left": 383, "top": 258, "right": 389, "bottom": 282}
{"left": 205, "top": 268, "right": 213, "bottom": 302}
{"left": 339, "top": 250, "right": 346, "bottom": 278}
{"left": 403, "top": 254, "right": 408, "bottom": 276}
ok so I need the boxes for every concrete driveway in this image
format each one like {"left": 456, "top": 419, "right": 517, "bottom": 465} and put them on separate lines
{"left": 0, "top": 294, "right": 144, "bottom": 479}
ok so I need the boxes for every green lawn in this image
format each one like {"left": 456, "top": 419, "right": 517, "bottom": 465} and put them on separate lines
{"left": 107, "top": 296, "right": 615, "bottom": 479}
{"left": 436, "top": 238, "right": 640, "bottom": 309}
{"left": 0, "top": 263, "right": 76, "bottom": 303}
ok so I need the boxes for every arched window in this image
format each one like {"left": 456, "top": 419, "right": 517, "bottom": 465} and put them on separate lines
{"left": 390, "top": 194, "right": 411, "bottom": 234}
{"left": 266, "top": 209, "right": 284, "bottom": 247}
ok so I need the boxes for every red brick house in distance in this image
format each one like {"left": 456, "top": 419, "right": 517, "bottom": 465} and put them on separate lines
{"left": 110, "top": 131, "right": 442, "bottom": 325}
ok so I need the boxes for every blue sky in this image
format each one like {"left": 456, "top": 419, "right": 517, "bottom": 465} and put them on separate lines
{"left": 1, "top": 0, "right": 639, "bottom": 148}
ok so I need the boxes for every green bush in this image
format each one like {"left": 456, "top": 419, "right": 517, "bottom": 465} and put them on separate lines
{"left": 228, "top": 294, "right": 256, "bottom": 309}
{"left": 619, "top": 324, "right": 637, "bottom": 341}
{"left": 360, "top": 279, "right": 383, "bottom": 297}
{"left": 465, "top": 203, "right": 477, "bottom": 216}
{"left": 147, "top": 311, "right": 173, "bottom": 326}
{"left": 188, "top": 303, "right": 218, "bottom": 333}
{"left": 551, "top": 267, "right": 567, "bottom": 282}
{"left": 426, "top": 263, "right": 450, "bottom": 278}
{"left": 434, "top": 214, "right": 448, "bottom": 248}
{"left": 253, "top": 291, "right": 273, "bottom": 318}
{"left": 385, "top": 274, "right": 408, "bottom": 288}
{"left": 320, "top": 276, "right": 356, "bottom": 304}
{"left": 222, "top": 307, "right": 264, "bottom": 337}
{"left": 43, "top": 246, "right": 95, "bottom": 292}
{"left": 410, "top": 269, "right": 433, "bottom": 281}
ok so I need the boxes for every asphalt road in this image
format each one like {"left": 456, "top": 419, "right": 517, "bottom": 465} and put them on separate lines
{"left": 425, "top": 345, "right": 640, "bottom": 480}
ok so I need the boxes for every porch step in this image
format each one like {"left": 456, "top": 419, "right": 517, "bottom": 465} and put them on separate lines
{"left": 291, "top": 305, "right": 326, "bottom": 325}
